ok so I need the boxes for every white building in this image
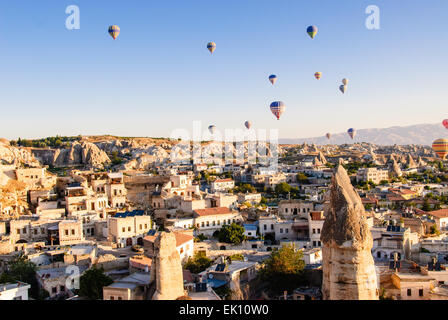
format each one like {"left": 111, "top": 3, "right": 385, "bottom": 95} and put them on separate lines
{"left": 0, "top": 282, "right": 31, "bottom": 300}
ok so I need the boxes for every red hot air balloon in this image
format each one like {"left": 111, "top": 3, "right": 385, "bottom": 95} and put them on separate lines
{"left": 443, "top": 119, "right": 448, "bottom": 129}
{"left": 326, "top": 133, "right": 331, "bottom": 140}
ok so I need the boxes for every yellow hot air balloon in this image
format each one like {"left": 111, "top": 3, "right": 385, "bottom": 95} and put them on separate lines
{"left": 314, "top": 72, "right": 322, "bottom": 80}
{"left": 432, "top": 139, "right": 448, "bottom": 160}
{"left": 342, "top": 78, "right": 349, "bottom": 85}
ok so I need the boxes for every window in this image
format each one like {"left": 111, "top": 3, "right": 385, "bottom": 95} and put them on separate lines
{"left": 110, "top": 296, "right": 115, "bottom": 300}
{"left": 139, "top": 224, "right": 142, "bottom": 230}
{"left": 52, "top": 287, "right": 57, "bottom": 294}
{"left": 128, "top": 227, "right": 131, "bottom": 232}
{"left": 144, "top": 224, "right": 147, "bottom": 229}
{"left": 280, "top": 228, "right": 283, "bottom": 233}
{"left": 407, "top": 289, "right": 412, "bottom": 296}
{"left": 313, "top": 229, "right": 316, "bottom": 234}
{"left": 264, "top": 225, "right": 267, "bottom": 230}
{"left": 285, "top": 228, "right": 289, "bottom": 233}
{"left": 271, "top": 224, "right": 274, "bottom": 230}
{"left": 65, "top": 230, "right": 69, "bottom": 236}
{"left": 60, "top": 285, "right": 65, "bottom": 292}
{"left": 122, "top": 227, "right": 125, "bottom": 232}
{"left": 419, "top": 289, "right": 423, "bottom": 297}
{"left": 118, "top": 297, "right": 122, "bottom": 300}
{"left": 71, "top": 229, "right": 75, "bottom": 235}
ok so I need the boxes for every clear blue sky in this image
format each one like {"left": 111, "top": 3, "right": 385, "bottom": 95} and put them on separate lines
{"left": 0, "top": 0, "right": 447, "bottom": 140}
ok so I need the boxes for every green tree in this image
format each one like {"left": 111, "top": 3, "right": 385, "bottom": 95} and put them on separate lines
{"left": 216, "top": 223, "right": 246, "bottom": 245}
{"left": 79, "top": 266, "right": 113, "bottom": 300}
{"left": 0, "top": 254, "right": 46, "bottom": 299}
{"left": 296, "top": 173, "right": 309, "bottom": 184}
{"left": 259, "top": 245, "right": 306, "bottom": 293}
{"left": 184, "top": 252, "right": 213, "bottom": 274}
{"left": 422, "top": 198, "right": 431, "bottom": 211}
{"left": 275, "top": 182, "right": 291, "bottom": 195}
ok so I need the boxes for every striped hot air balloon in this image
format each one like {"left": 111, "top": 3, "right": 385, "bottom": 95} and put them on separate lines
{"left": 108, "top": 25, "right": 120, "bottom": 40}
{"left": 432, "top": 139, "right": 448, "bottom": 160}
{"left": 307, "top": 25, "right": 318, "bottom": 39}
{"left": 244, "top": 121, "right": 252, "bottom": 130}
{"left": 207, "top": 42, "right": 216, "bottom": 54}
{"left": 443, "top": 119, "right": 448, "bottom": 129}
{"left": 314, "top": 72, "right": 322, "bottom": 80}
{"left": 270, "top": 101, "right": 286, "bottom": 120}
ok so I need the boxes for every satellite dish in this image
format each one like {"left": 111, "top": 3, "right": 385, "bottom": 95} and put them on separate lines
{"left": 208, "top": 274, "right": 214, "bottom": 279}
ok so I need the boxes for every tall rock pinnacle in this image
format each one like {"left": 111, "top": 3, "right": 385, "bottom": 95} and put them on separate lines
{"left": 150, "top": 232, "right": 185, "bottom": 300}
{"left": 321, "top": 165, "right": 378, "bottom": 300}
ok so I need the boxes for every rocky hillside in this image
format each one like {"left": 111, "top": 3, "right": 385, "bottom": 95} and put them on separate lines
{"left": 280, "top": 123, "right": 447, "bottom": 146}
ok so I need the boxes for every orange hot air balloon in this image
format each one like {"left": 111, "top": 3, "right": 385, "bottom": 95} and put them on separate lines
{"left": 432, "top": 138, "right": 448, "bottom": 160}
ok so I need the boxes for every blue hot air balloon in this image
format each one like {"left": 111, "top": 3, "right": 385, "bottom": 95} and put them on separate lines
{"left": 268, "top": 75, "right": 277, "bottom": 85}
{"left": 207, "top": 42, "right": 216, "bottom": 54}
{"left": 307, "top": 25, "right": 318, "bottom": 39}
{"left": 347, "top": 128, "right": 356, "bottom": 140}
{"left": 208, "top": 125, "right": 216, "bottom": 134}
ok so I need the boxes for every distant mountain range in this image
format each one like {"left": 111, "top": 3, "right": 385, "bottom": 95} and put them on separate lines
{"left": 280, "top": 123, "right": 447, "bottom": 146}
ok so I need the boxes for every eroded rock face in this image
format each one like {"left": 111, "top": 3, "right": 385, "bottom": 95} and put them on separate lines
{"left": 151, "top": 232, "right": 185, "bottom": 300}
{"left": 321, "top": 165, "right": 378, "bottom": 300}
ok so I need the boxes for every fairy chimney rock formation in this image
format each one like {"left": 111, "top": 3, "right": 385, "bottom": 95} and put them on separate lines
{"left": 321, "top": 165, "right": 378, "bottom": 300}
{"left": 150, "top": 232, "right": 185, "bottom": 300}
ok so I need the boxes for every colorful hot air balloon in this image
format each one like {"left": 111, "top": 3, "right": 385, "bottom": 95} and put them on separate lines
{"left": 207, "top": 42, "right": 216, "bottom": 54}
{"left": 339, "top": 85, "right": 347, "bottom": 94}
{"left": 342, "top": 78, "right": 349, "bottom": 86}
{"left": 347, "top": 128, "right": 356, "bottom": 140}
{"left": 208, "top": 125, "right": 216, "bottom": 134}
{"left": 326, "top": 133, "right": 331, "bottom": 140}
{"left": 268, "top": 75, "right": 277, "bottom": 85}
{"left": 270, "top": 101, "right": 286, "bottom": 120}
{"left": 314, "top": 72, "right": 322, "bottom": 80}
{"left": 108, "top": 25, "right": 120, "bottom": 40}
{"left": 432, "top": 139, "right": 448, "bottom": 159}
{"left": 244, "top": 121, "right": 252, "bottom": 130}
{"left": 307, "top": 25, "right": 318, "bottom": 39}
{"left": 443, "top": 119, "right": 448, "bottom": 129}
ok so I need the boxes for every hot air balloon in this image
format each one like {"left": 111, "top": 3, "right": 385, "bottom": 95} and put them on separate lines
{"left": 347, "top": 128, "right": 356, "bottom": 140}
{"left": 268, "top": 75, "right": 277, "bottom": 85}
{"left": 244, "top": 121, "right": 252, "bottom": 130}
{"left": 208, "top": 125, "right": 216, "bottom": 134}
{"left": 443, "top": 119, "right": 448, "bottom": 129}
{"left": 314, "top": 72, "right": 322, "bottom": 80}
{"left": 307, "top": 25, "right": 318, "bottom": 39}
{"left": 207, "top": 42, "right": 216, "bottom": 54}
{"left": 432, "top": 139, "right": 448, "bottom": 160}
{"left": 108, "top": 25, "right": 120, "bottom": 40}
{"left": 326, "top": 133, "right": 331, "bottom": 140}
{"left": 342, "top": 78, "right": 349, "bottom": 86}
{"left": 339, "top": 85, "right": 347, "bottom": 94}
{"left": 270, "top": 101, "right": 286, "bottom": 120}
